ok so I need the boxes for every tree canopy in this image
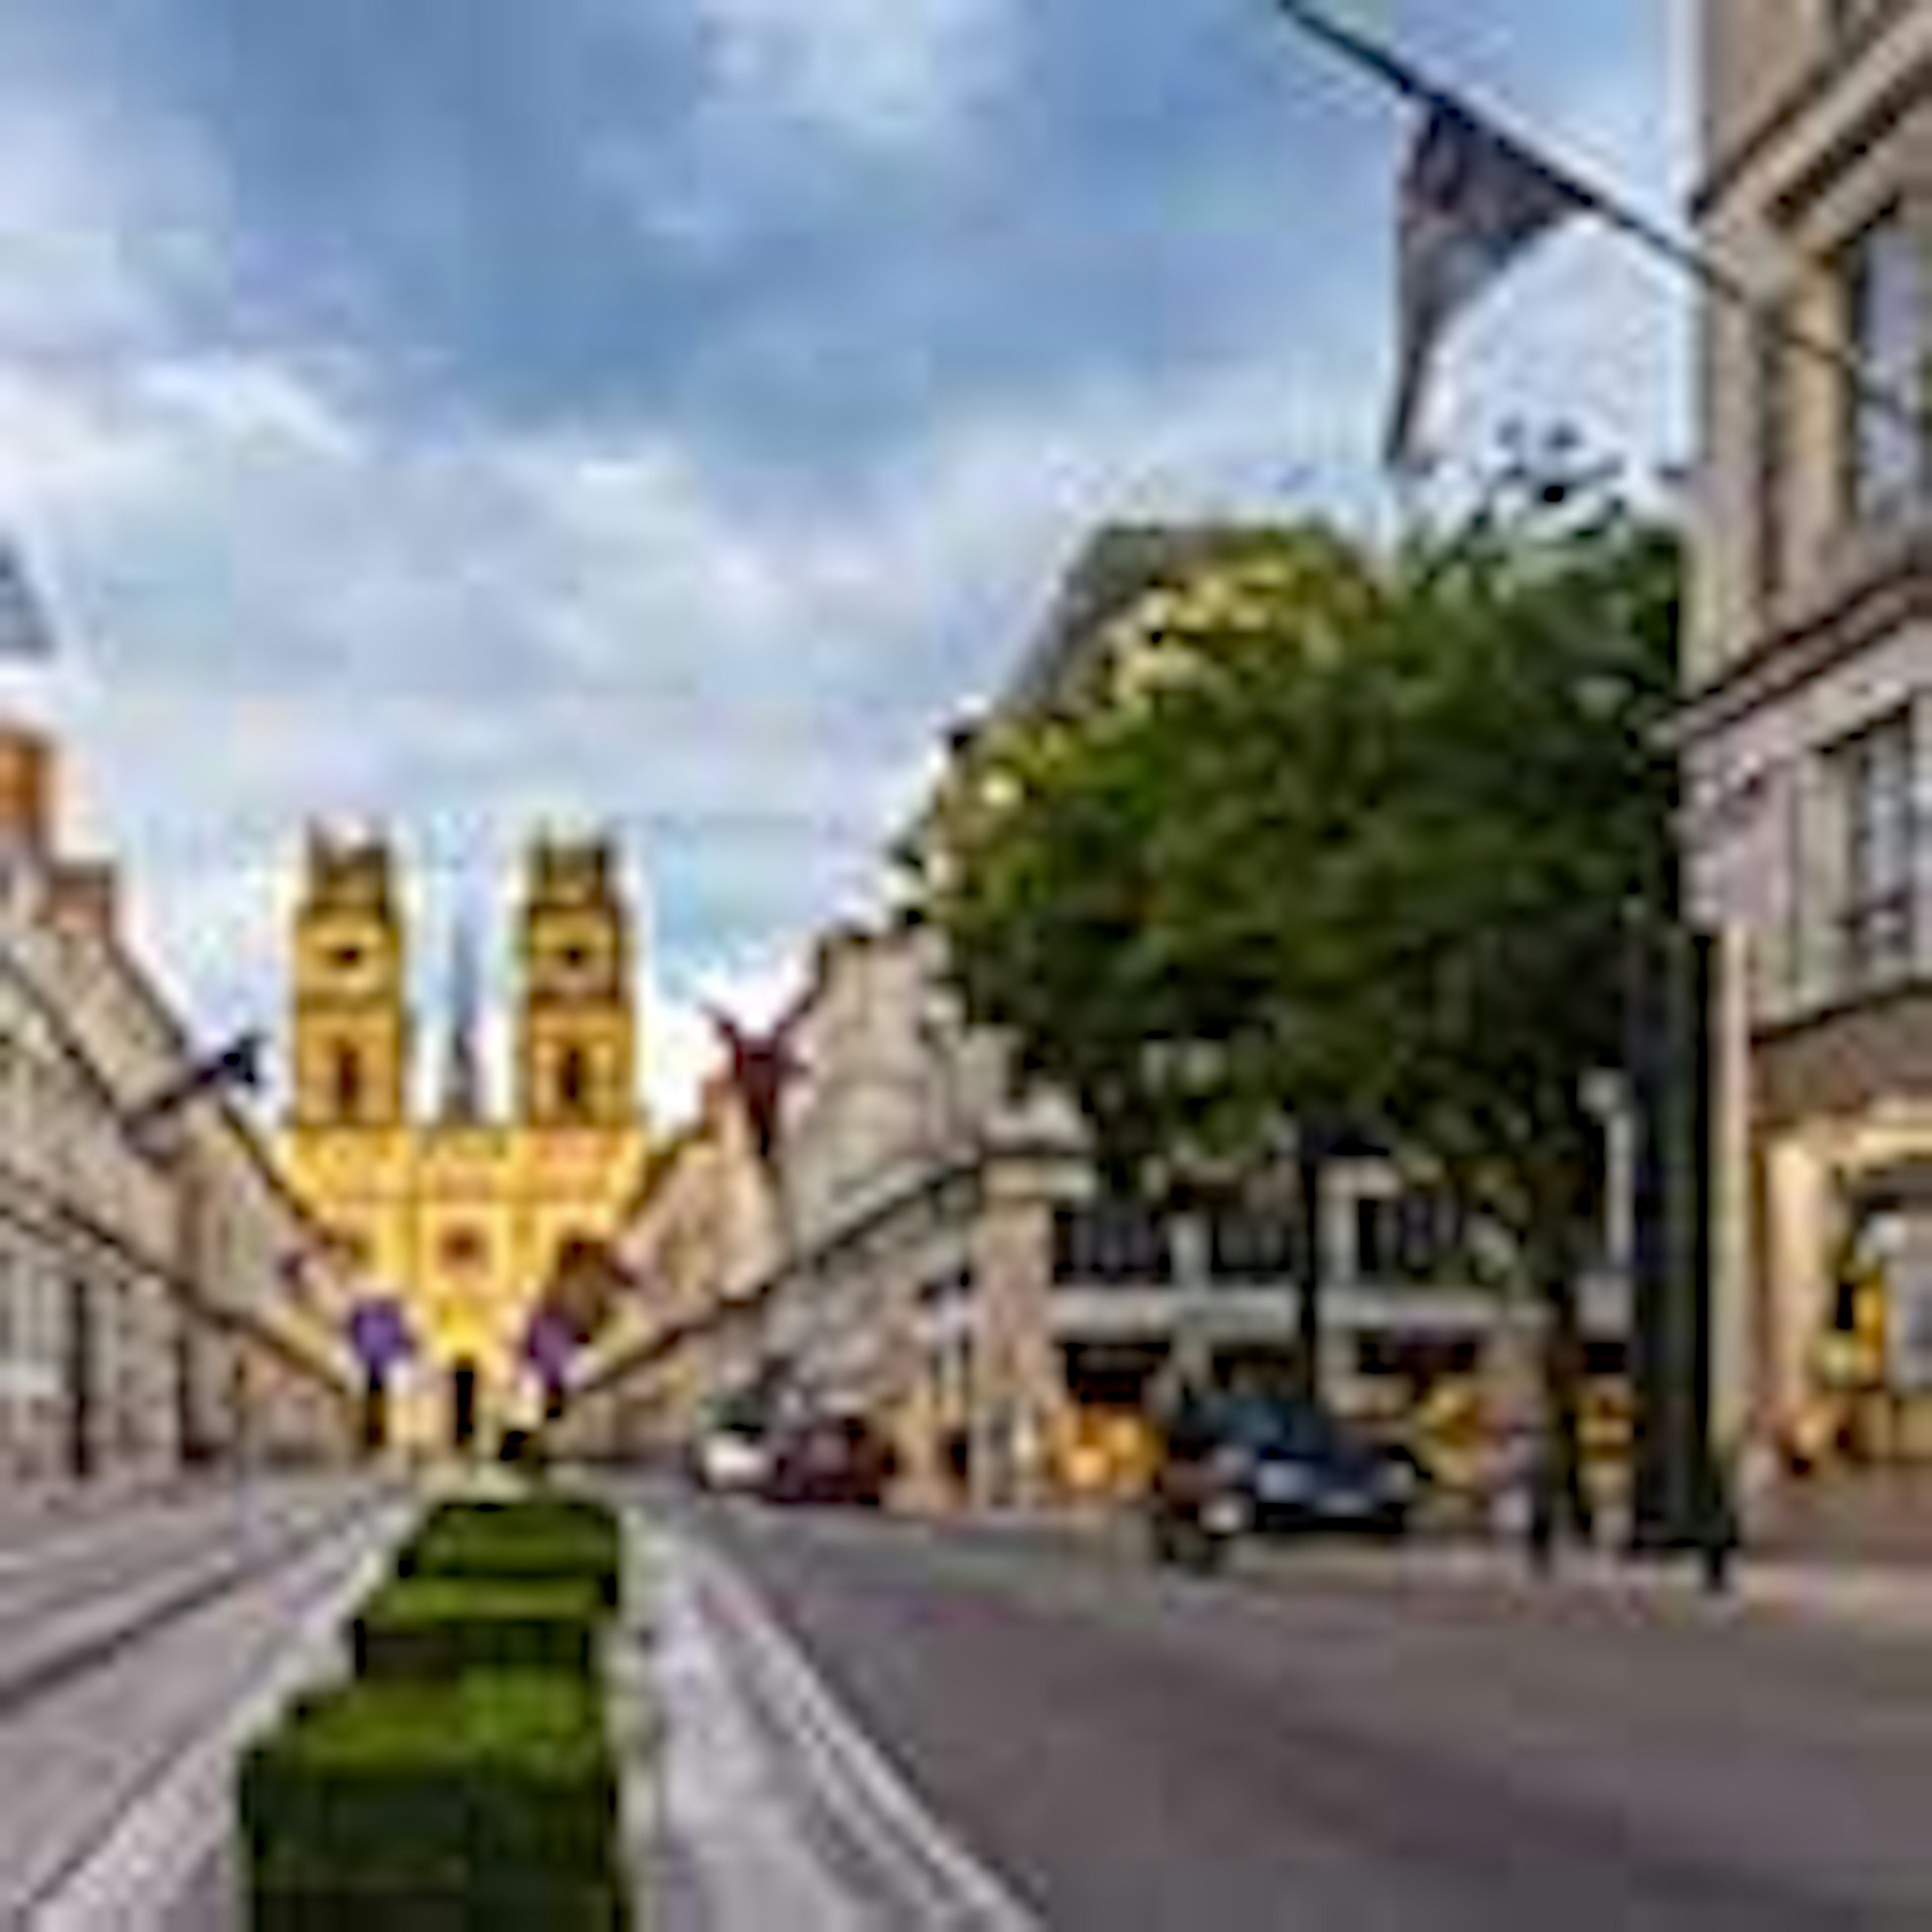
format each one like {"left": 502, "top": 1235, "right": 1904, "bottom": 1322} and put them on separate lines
{"left": 911, "top": 486, "right": 1681, "bottom": 1309}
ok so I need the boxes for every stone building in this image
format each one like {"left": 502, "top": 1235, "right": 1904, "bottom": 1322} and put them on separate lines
{"left": 1685, "top": 0, "right": 1932, "bottom": 1523}
{"left": 558, "top": 524, "right": 1633, "bottom": 1510}
{"left": 276, "top": 827, "right": 653, "bottom": 1448}
{"left": 551, "top": 1067, "right": 781, "bottom": 1462}
{"left": 0, "top": 723, "right": 356, "bottom": 1493}
{"left": 564, "top": 909, "right": 1627, "bottom": 1511}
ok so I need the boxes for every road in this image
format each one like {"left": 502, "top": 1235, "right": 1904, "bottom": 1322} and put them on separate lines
{"left": 686, "top": 1498, "right": 1932, "bottom": 1931}
{"left": 0, "top": 1476, "right": 399, "bottom": 1925}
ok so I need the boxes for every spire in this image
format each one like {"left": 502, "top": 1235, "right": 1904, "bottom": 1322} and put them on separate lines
{"left": 441, "top": 913, "right": 485, "bottom": 1123}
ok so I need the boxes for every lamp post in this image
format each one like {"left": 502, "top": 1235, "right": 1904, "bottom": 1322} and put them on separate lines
{"left": 1288, "top": 1111, "right": 1384, "bottom": 1409}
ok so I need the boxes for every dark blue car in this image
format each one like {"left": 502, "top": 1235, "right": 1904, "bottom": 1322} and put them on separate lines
{"left": 1157, "top": 1394, "right": 1420, "bottom": 1542}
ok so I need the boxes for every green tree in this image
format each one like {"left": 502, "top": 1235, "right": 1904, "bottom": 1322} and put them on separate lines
{"left": 913, "top": 488, "right": 1681, "bottom": 1527}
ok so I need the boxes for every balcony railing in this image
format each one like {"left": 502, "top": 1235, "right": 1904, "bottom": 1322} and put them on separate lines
{"left": 1051, "top": 1205, "right": 1173, "bottom": 1287}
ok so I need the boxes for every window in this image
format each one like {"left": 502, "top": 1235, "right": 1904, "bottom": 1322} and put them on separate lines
{"left": 1051, "top": 1204, "right": 1173, "bottom": 1286}
{"left": 1823, "top": 0, "right": 1892, "bottom": 41}
{"left": 331, "top": 1044, "right": 363, "bottom": 1121}
{"left": 1354, "top": 1190, "right": 1461, "bottom": 1284}
{"left": 557, "top": 1044, "right": 591, "bottom": 1118}
{"left": 1841, "top": 209, "right": 1930, "bottom": 522}
{"left": 439, "top": 1226, "right": 486, "bottom": 1271}
{"left": 1208, "top": 1210, "right": 1301, "bottom": 1285}
{"left": 1835, "top": 709, "right": 1917, "bottom": 991}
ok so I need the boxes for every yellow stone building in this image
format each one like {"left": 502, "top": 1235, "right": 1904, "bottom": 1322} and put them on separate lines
{"left": 276, "top": 827, "right": 652, "bottom": 1445}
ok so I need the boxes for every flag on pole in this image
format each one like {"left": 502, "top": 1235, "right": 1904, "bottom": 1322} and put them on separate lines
{"left": 707, "top": 1008, "right": 797, "bottom": 1170}
{"left": 0, "top": 541, "right": 55, "bottom": 659}
{"left": 1386, "top": 99, "right": 1590, "bottom": 470}
{"left": 124, "top": 1029, "right": 266, "bottom": 1140}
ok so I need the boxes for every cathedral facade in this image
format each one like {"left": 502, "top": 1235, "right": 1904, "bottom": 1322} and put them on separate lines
{"left": 276, "top": 828, "right": 652, "bottom": 1443}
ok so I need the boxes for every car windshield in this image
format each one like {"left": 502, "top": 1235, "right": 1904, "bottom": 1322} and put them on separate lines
{"left": 1211, "top": 1398, "right": 1339, "bottom": 1456}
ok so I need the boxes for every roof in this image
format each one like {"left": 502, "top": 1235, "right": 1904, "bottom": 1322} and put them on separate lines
{"left": 1000, "top": 523, "right": 1296, "bottom": 723}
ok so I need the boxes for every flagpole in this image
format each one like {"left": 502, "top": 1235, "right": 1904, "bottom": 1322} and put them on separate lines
{"left": 1264, "top": 0, "right": 1927, "bottom": 441}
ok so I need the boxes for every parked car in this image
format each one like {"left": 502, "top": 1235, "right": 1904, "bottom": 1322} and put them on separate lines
{"left": 689, "top": 1425, "right": 772, "bottom": 1495}
{"left": 762, "top": 1414, "right": 897, "bottom": 1507}
{"left": 1149, "top": 1393, "right": 1419, "bottom": 1562}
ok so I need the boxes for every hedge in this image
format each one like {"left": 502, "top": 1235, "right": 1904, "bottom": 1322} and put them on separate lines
{"left": 240, "top": 1670, "right": 628, "bottom": 1930}
{"left": 397, "top": 1498, "right": 622, "bottom": 1614}
{"left": 352, "top": 1576, "right": 605, "bottom": 1682}
{"left": 244, "top": 1494, "right": 636, "bottom": 1928}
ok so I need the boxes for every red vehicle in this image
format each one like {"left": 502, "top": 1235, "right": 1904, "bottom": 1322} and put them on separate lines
{"left": 762, "top": 1414, "right": 897, "bottom": 1507}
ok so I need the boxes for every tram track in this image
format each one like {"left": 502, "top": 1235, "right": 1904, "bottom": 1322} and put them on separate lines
{"left": 0, "top": 1485, "right": 388, "bottom": 1721}
{"left": 0, "top": 1482, "right": 416, "bottom": 1929}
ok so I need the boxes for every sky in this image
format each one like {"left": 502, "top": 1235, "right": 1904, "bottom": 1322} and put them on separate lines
{"left": 0, "top": 0, "right": 1688, "bottom": 1124}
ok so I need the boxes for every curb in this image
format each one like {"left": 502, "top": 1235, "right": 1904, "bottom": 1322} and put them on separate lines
{"left": 657, "top": 1527, "right": 1040, "bottom": 1931}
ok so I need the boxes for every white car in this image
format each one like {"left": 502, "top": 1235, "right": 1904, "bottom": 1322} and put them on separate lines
{"left": 694, "top": 1428, "right": 771, "bottom": 1494}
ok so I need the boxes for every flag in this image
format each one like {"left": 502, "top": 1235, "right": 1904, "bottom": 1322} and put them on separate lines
{"left": 1387, "top": 99, "right": 1589, "bottom": 470}
{"left": 347, "top": 1297, "right": 415, "bottom": 1377}
{"left": 707, "top": 1008, "right": 797, "bottom": 1170}
{"left": 125, "top": 1029, "right": 265, "bottom": 1138}
{"left": 0, "top": 541, "right": 55, "bottom": 659}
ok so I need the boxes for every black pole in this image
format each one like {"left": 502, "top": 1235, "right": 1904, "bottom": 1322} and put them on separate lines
{"left": 173, "top": 1309, "right": 200, "bottom": 1469}
{"left": 66, "top": 1276, "right": 94, "bottom": 1481}
{"left": 1682, "top": 928, "right": 1720, "bottom": 1550}
{"left": 360, "top": 1369, "right": 387, "bottom": 1455}
{"left": 1625, "top": 907, "right": 1672, "bottom": 1551}
{"left": 1296, "top": 1127, "right": 1324, "bottom": 1406}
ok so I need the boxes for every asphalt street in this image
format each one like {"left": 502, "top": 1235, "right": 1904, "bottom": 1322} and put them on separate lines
{"left": 685, "top": 1496, "right": 1932, "bottom": 1931}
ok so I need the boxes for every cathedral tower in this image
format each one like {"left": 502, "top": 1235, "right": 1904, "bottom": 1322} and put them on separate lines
{"left": 289, "top": 827, "right": 409, "bottom": 1128}
{"left": 516, "top": 832, "right": 637, "bottom": 1128}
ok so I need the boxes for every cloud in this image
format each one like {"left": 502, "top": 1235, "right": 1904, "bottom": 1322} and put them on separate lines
{"left": 0, "top": 0, "right": 1681, "bottom": 1132}
{"left": 0, "top": 323, "right": 1377, "bottom": 1122}
{"left": 692, "top": 0, "right": 1014, "bottom": 156}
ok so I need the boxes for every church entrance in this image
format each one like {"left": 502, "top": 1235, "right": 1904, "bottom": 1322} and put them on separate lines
{"left": 451, "top": 1358, "right": 478, "bottom": 1452}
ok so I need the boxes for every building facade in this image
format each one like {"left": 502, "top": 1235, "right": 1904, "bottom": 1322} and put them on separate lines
{"left": 559, "top": 523, "right": 1634, "bottom": 1512}
{"left": 0, "top": 724, "right": 357, "bottom": 1495}
{"left": 564, "top": 915, "right": 1630, "bottom": 1514}
{"left": 552, "top": 1067, "right": 782, "bottom": 1462}
{"left": 1687, "top": 0, "right": 1932, "bottom": 1507}
{"left": 277, "top": 827, "right": 652, "bottom": 1445}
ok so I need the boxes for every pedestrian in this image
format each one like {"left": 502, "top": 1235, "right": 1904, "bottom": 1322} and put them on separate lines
{"left": 1695, "top": 1441, "right": 1739, "bottom": 1596}
{"left": 1525, "top": 1429, "right": 1557, "bottom": 1578}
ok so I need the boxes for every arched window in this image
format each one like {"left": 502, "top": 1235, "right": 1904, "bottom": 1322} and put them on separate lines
{"left": 332, "top": 1044, "right": 364, "bottom": 1121}
{"left": 557, "top": 1044, "right": 591, "bottom": 1120}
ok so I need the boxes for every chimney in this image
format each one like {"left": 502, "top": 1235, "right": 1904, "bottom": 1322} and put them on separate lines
{"left": 0, "top": 725, "right": 54, "bottom": 860}
{"left": 47, "top": 860, "right": 119, "bottom": 945}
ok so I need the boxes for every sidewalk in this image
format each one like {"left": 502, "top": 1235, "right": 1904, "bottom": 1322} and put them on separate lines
{"left": 1248, "top": 1533, "right": 1932, "bottom": 1638}
{"left": 943, "top": 1499, "right": 1932, "bottom": 1642}
{"left": 0, "top": 1467, "right": 194, "bottom": 1547}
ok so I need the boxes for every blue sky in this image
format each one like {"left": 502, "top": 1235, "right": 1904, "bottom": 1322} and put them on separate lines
{"left": 0, "top": 0, "right": 1686, "bottom": 1118}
